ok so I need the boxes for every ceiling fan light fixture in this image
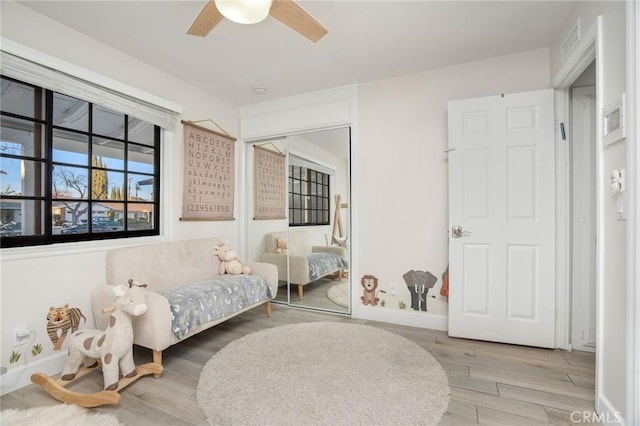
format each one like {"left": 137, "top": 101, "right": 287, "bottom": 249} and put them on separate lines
{"left": 215, "top": 0, "right": 273, "bottom": 25}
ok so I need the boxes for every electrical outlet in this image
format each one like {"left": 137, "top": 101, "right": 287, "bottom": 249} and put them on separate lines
{"left": 13, "top": 326, "right": 30, "bottom": 346}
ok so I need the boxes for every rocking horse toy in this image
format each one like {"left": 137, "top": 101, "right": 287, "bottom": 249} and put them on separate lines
{"left": 31, "top": 280, "right": 163, "bottom": 407}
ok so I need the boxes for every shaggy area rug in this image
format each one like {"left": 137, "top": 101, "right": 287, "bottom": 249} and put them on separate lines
{"left": 197, "top": 322, "right": 449, "bottom": 425}
{"left": 1, "top": 403, "right": 121, "bottom": 425}
{"left": 326, "top": 282, "right": 349, "bottom": 308}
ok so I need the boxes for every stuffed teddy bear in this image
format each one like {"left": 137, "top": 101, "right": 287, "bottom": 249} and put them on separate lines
{"left": 276, "top": 237, "right": 288, "bottom": 254}
{"left": 213, "top": 244, "right": 251, "bottom": 275}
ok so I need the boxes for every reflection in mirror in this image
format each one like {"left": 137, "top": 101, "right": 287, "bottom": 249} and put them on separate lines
{"left": 246, "top": 138, "right": 290, "bottom": 302}
{"left": 287, "top": 128, "right": 350, "bottom": 312}
{"left": 246, "top": 128, "right": 350, "bottom": 313}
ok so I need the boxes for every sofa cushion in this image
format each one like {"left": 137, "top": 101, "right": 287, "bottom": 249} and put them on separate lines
{"left": 264, "top": 232, "right": 286, "bottom": 254}
{"left": 106, "top": 238, "right": 223, "bottom": 290}
{"left": 289, "top": 231, "right": 312, "bottom": 256}
{"left": 264, "top": 231, "right": 312, "bottom": 256}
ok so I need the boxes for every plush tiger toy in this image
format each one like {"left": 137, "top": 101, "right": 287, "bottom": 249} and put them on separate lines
{"left": 46, "top": 304, "right": 86, "bottom": 351}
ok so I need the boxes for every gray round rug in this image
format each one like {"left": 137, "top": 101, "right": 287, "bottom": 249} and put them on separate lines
{"left": 196, "top": 322, "right": 449, "bottom": 425}
{"left": 326, "top": 282, "right": 349, "bottom": 308}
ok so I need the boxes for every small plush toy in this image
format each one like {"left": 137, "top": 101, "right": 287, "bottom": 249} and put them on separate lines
{"left": 60, "top": 283, "right": 148, "bottom": 390}
{"left": 276, "top": 237, "right": 288, "bottom": 254}
{"left": 213, "top": 244, "right": 251, "bottom": 275}
{"left": 46, "top": 304, "right": 86, "bottom": 351}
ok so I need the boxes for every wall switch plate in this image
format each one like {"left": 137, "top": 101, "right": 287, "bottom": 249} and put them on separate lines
{"left": 617, "top": 194, "right": 627, "bottom": 221}
{"left": 13, "top": 326, "right": 30, "bottom": 346}
{"left": 389, "top": 285, "right": 397, "bottom": 296}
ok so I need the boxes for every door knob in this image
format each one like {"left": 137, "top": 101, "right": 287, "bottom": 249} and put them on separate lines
{"left": 451, "top": 225, "right": 471, "bottom": 238}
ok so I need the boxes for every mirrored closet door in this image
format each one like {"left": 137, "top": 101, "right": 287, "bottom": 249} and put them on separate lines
{"left": 245, "top": 127, "right": 351, "bottom": 313}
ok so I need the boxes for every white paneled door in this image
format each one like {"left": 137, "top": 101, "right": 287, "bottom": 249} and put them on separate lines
{"left": 447, "top": 90, "right": 556, "bottom": 348}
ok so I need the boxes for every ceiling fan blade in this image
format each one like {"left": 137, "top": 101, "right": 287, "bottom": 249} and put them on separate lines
{"left": 269, "top": 0, "right": 328, "bottom": 43}
{"left": 187, "top": 1, "right": 224, "bottom": 37}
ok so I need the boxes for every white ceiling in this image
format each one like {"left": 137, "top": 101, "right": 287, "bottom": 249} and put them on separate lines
{"left": 18, "top": 1, "right": 576, "bottom": 107}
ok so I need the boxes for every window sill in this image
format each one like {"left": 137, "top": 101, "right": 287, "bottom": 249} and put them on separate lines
{"left": 0, "top": 234, "right": 169, "bottom": 262}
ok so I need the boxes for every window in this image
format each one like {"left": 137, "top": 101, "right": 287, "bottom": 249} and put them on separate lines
{"left": 288, "top": 164, "right": 330, "bottom": 226}
{"left": 0, "top": 76, "right": 160, "bottom": 248}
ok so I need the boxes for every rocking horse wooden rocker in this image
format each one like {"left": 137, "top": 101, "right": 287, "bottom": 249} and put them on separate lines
{"left": 31, "top": 280, "right": 163, "bottom": 407}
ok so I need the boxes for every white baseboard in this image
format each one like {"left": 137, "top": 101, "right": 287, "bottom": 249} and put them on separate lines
{"left": 597, "top": 392, "right": 625, "bottom": 425}
{"left": 352, "top": 306, "right": 448, "bottom": 331}
{"left": 0, "top": 352, "right": 67, "bottom": 396}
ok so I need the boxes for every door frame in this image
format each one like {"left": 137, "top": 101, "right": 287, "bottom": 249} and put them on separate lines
{"left": 552, "top": 17, "right": 602, "bottom": 354}
{"left": 554, "top": 11, "right": 640, "bottom": 423}
{"left": 570, "top": 85, "right": 597, "bottom": 353}
{"left": 552, "top": 13, "right": 604, "bottom": 412}
{"left": 625, "top": 1, "right": 639, "bottom": 423}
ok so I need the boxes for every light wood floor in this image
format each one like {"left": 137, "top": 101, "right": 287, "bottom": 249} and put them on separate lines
{"left": 0, "top": 304, "right": 596, "bottom": 425}
{"left": 273, "top": 276, "right": 350, "bottom": 313}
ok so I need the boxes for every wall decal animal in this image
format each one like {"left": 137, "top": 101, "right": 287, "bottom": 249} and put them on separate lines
{"left": 440, "top": 266, "right": 449, "bottom": 300}
{"left": 60, "top": 284, "right": 148, "bottom": 391}
{"left": 402, "top": 270, "right": 438, "bottom": 312}
{"left": 46, "top": 304, "right": 86, "bottom": 351}
{"left": 361, "top": 274, "right": 385, "bottom": 306}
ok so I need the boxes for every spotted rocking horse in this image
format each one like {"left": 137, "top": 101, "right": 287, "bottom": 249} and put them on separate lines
{"left": 31, "top": 280, "right": 163, "bottom": 407}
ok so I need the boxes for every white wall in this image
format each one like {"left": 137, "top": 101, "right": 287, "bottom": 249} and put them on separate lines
{"left": 240, "top": 49, "right": 550, "bottom": 330}
{"left": 0, "top": 1, "right": 241, "bottom": 393}
{"left": 550, "top": 1, "right": 629, "bottom": 421}
{"left": 356, "top": 48, "right": 551, "bottom": 328}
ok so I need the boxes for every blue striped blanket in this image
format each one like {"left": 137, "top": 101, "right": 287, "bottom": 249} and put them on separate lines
{"left": 307, "top": 252, "right": 348, "bottom": 281}
{"left": 154, "top": 275, "right": 272, "bottom": 340}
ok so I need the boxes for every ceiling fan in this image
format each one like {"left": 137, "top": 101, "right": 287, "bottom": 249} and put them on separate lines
{"left": 187, "top": 0, "right": 328, "bottom": 43}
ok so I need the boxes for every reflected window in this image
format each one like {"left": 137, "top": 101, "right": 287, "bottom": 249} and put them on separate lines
{"left": 0, "top": 76, "right": 160, "bottom": 248}
{"left": 289, "top": 165, "right": 330, "bottom": 226}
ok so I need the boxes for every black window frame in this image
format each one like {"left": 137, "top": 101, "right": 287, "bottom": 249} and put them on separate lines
{"left": 288, "top": 164, "right": 330, "bottom": 226}
{"left": 0, "top": 76, "right": 161, "bottom": 248}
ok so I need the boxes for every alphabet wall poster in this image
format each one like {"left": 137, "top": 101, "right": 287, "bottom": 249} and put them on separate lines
{"left": 254, "top": 145, "right": 287, "bottom": 220}
{"left": 181, "top": 121, "right": 235, "bottom": 221}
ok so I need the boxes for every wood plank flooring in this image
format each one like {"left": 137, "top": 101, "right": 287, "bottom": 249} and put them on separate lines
{"left": 0, "top": 304, "right": 596, "bottom": 425}
{"left": 273, "top": 277, "right": 350, "bottom": 313}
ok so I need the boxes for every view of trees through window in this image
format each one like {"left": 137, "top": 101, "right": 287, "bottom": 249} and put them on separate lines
{"left": 0, "top": 76, "right": 160, "bottom": 248}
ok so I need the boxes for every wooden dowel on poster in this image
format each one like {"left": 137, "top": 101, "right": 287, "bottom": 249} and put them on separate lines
{"left": 181, "top": 120, "right": 236, "bottom": 141}
{"left": 179, "top": 217, "right": 236, "bottom": 221}
{"left": 254, "top": 142, "right": 285, "bottom": 156}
